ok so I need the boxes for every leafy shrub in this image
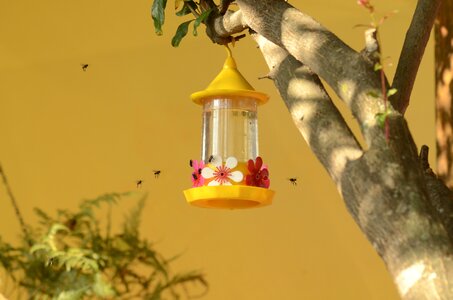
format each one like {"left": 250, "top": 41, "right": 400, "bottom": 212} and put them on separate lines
{"left": 0, "top": 192, "right": 207, "bottom": 300}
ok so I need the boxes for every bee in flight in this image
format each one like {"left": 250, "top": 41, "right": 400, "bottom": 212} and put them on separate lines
{"left": 136, "top": 180, "right": 143, "bottom": 188}
{"left": 153, "top": 170, "right": 161, "bottom": 178}
{"left": 81, "top": 64, "right": 89, "bottom": 71}
{"left": 208, "top": 155, "right": 214, "bottom": 163}
{"left": 288, "top": 177, "right": 298, "bottom": 186}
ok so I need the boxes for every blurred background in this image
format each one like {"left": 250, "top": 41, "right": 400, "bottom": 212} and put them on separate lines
{"left": 0, "top": 0, "right": 435, "bottom": 299}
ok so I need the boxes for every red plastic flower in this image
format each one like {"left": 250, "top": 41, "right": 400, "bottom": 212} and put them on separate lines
{"left": 246, "top": 156, "right": 270, "bottom": 188}
{"left": 191, "top": 160, "right": 205, "bottom": 187}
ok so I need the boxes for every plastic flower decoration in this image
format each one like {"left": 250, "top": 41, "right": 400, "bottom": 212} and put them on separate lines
{"left": 191, "top": 160, "right": 205, "bottom": 187}
{"left": 201, "top": 155, "right": 243, "bottom": 186}
{"left": 246, "top": 156, "right": 270, "bottom": 188}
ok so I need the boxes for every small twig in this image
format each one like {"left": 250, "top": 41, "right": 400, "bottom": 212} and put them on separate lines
{"left": 0, "top": 163, "right": 30, "bottom": 245}
{"left": 233, "top": 33, "right": 246, "bottom": 42}
{"left": 106, "top": 203, "right": 112, "bottom": 241}
{"left": 258, "top": 75, "right": 272, "bottom": 80}
{"left": 391, "top": 0, "right": 441, "bottom": 114}
{"left": 188, "top": 4, "right": 200, "bottom": 18}
{"left": 419, "top": 144, "right": 432, "bottom": 172}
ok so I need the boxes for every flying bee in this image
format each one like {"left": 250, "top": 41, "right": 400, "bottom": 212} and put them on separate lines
{"left": 81, "top": 64, "right": 89, "bottom": 71}
{"left": 189, "top": 159, "right": 193, "bottom": 167}
{"left": 136, "top": 180, "right": 143, "bottom": 188}
{"left": 288, "top": 177, "right": 298, "bottom": 186}
{"left": 153, "top": 170, "right": 161, "bottom": 178}
{"left": 208, "top": 155, "right": 214, "bottom": 163}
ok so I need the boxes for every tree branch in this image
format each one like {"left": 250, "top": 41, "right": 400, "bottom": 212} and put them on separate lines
{"left": 0, "top": 163, "right": 30, "bottom": 245}
{"left": 435, "top": 0, "right": 453, "bottom": 188}
{"left": 253, "top": 34, "right": 363, "bottom": 192}
{"left": 208, "top": 0, "right": 390, "bottom": 145}
{"left": 203, "top": 4, "right": 453, "bottom": 298}
{"left": 391, "top": 0, "right": 442, "bottom": 114}
{"left": 254, "top": 34, "right": 453, "bottom": 299}
{"left": 205, "top": 10, "right": 247, "bottom": 44}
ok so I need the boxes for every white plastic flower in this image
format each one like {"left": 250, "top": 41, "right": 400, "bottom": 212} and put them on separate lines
{"left": 201, "top": 155, "right": 243, "bottom": 186}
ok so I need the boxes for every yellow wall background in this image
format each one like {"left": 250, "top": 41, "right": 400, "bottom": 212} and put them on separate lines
{"left": 0, "top": 0, "right": 435, "bottom": 299}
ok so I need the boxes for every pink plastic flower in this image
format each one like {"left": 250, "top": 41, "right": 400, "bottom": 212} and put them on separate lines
{"left": 246, "top": 156, "right": 270, "bottom": 188}
{"left": 201, "top": 155, "right": 243, "bottom": 186}
{"left": 191, "top": 160, "right": 205, "bottom": 187}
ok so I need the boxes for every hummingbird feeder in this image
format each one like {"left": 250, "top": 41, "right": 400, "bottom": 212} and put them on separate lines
{"left": 183, "top": 47, "right": 275, "bottom": 209}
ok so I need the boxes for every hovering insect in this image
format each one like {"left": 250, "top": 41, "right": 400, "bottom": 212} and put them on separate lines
{"left": 81, "top": 64, "right": 89, "bottom": 71}
{"left": 136, "top": 180, "right": 143, "bottom": 188}
{"left": 208, "top": 155, "right": 214, "bottom": 163}
{"left": 189, "top": 159, "right": 193, "bottom": 167}
{"left": 153, "top": 170, "right": 161, "bottom": 178}
{"left": 288, "top": 178, "right": 298, "bottom": 186}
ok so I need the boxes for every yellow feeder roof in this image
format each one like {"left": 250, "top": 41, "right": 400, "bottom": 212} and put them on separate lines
{"left": 191, "top": 46, "right": 269, "bottom": 105}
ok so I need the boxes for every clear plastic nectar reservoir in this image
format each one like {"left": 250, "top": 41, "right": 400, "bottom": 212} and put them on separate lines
{"left": 201, "top": 96, "right": 258, "bottom": 163}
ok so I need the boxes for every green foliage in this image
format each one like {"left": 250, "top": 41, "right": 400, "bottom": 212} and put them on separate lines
{"left": 172, "top": 20, "right": 193, "bottom": 47}
{"left": 193, "top": 9, "right": 213, "bottom": 36}
{"left": 373, "top": 62, "right": 383, "bottom": 71}
{"left": 0, "top": 192, "right": 207, "bottom": 299}
{"left": 375, "top": 110, "right": 390, "bottom": 128}
{"left": 152, "top": 0, "right": 168, "bottom": 35}
{"left": 152, "top": 0, "right": 216, "bottom": 47}
{"left": 175, "top": 1, "right": 197, "bottom": 17}
{"left": 387, "top": 88, "right": 397, "bottom": 97}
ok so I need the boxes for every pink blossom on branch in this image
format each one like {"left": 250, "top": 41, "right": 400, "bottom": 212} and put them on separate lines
{"left": 357, "top": 0, "right": 374, "bottom": 13}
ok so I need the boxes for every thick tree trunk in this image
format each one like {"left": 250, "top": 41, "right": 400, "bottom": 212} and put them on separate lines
{"left": 202, "top": 0, "right": 453, "bottom": 298}
{"left": 254, "top": 34, "right": 453, "bottom": 300}
{"left": 436, "top": 0, "right": 453, "bottom": 188}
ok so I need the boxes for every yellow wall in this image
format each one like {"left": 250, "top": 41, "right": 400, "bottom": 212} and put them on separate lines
{"left": 0, "top": 0, "right": 435, "bottom": 299}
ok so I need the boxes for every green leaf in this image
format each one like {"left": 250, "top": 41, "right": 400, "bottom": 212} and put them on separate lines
{"left": 30, "top": 243, "right": 51, "bottom": 254}
{"left": 193, "top": 9, "right": 212, "bottom": 36}
{"left": 387, "top": 88, "right": 397, "bottom": 97}
{"left": 374, "top": 62, "right": 383, "bottom": 71}
{"left": 49, "top": 223, "right": 70, "bottom": 236}
{"left": 367, "top": 91, "right": 379, "bottom": 98}
{"left": 176, "top": 1, "right": 197, "bottom": 16}
{"left": 152, "top": 0, "right": 168, "bottom": 35}
{"left": 92, "top": 273, "right": 115, "bottom": 297}
{"left": 375, "top": 112, "right": 387, "bottom": 128}
{"left": 172, "top": 20, "right": 193, "bottom": 47}
{"left": 34, "top": 207, "right": 52, "bottom": 224}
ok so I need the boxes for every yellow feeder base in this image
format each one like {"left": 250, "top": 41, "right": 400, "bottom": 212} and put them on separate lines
{"left": 183, "top": 185, "right": 275, "bottom": 209}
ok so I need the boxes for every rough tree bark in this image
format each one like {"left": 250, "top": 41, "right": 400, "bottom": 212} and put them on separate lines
{"left": 435, "top": 0, "right": 453, "bottom": 188}
{"left": 200, "top": 0, "right": 453, "bottom": 299}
